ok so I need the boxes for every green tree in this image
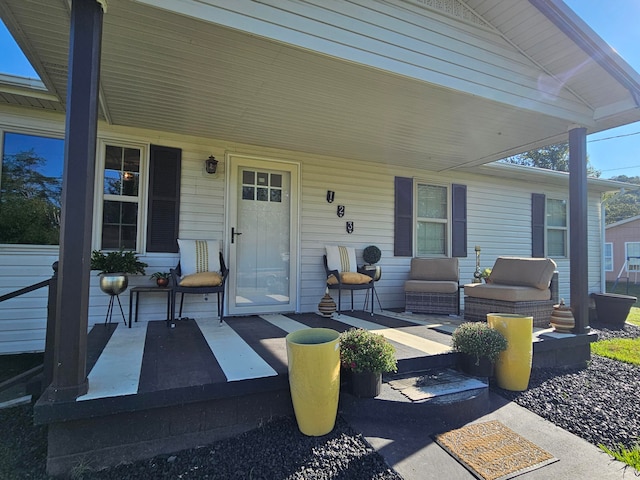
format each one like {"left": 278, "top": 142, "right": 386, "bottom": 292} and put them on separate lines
{"left": 501, "top": 143, "right": 601, "bottom": 177}
{"left": 0, "top": 149, "right": 62, "bottom": 244}
{"left": 603, "top": 175, "right": 640, "bottom": 224}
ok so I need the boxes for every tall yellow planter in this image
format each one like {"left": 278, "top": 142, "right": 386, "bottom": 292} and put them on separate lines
{"left": 285, "top": 328, "right": 340, "bottom": 436}
{"left": 487, "top": 314, "right": 533, "bottom": 391}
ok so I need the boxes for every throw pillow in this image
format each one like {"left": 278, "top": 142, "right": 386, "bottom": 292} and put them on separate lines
{"left": 325, "top": 245, "right": 357, "bottom": 273}
{"left": 179, "top": 272, "right": 223, "bottom": 287}
{"left": 178, "top": 239, "right": 221, "bottom": 276}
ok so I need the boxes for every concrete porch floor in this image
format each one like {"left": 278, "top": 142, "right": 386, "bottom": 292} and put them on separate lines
{"left": 33, "top": 309, "right": 597, "bottom": 475}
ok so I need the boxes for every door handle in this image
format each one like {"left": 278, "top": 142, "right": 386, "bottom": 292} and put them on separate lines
{"left": 232, "top": 227, "right": 243, "bottom": 244}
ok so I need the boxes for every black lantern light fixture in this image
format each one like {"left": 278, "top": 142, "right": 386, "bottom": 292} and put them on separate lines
{"left": 205, "top": 155, "right": 218, "bottom": 174}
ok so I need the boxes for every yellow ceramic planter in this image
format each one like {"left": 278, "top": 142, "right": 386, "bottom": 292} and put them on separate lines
{"left": 487, "top": 314, "right": 533, "bottom": 391}
{"left": 285, "top": 328, "right": 340, "bottom": 436}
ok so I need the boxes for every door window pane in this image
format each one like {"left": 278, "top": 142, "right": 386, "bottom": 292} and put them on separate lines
{"left": 0, "top": 132, "right": 64, "bottom": 245}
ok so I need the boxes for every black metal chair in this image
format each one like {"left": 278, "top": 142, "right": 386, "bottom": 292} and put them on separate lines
{"left": 323, "top": 255, "right": 374, "bottom": 315}
{"left": 169, "top": 252, "right": 228, "bottom": 326}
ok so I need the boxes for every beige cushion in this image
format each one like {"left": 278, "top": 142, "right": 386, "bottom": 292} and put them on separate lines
{"left": 405, "top": 280, "right": 458, "bottom": 294}
{"left": 464, "top": 283, "right": 551, "bottom": 302}
{"left": 327, "top": 272, "right": 372, "bottom": 285}
{"left": 179, "top": 272, "right": 223, "bottom": 287}
{"left": 408, "top": 258, "right": 459, "bottom": 282}
{"left": 178, "top": 239, "right": 221, "bottom": 276}
{"left": 489, "top": 257, "right": 556, "bottom": 290}
{"left": 325, "top": 245, "right": 357, "bottom": 273}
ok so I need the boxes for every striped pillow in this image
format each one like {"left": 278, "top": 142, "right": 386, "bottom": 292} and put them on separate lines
{"left": 178, "top": 239, "right": 221, "bottom": 276}
{"left": 325, "top": 245, "right": 357, "bottom": 273}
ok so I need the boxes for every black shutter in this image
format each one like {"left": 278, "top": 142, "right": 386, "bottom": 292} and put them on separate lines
{"left": 531, "top": 193, "right": 546, "bottom": 258}
{"left": 451, "top": 183, "right": 467, "bottom": 257}
{"left": 394, "top": 176, "right": 413, "bottom": 256}
{"left": 146, "top": 145, "right": 181, "bottom": 253}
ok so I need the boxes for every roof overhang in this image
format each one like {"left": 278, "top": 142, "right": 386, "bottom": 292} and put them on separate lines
{"left": 1, "top": 0, "right": 640, "bottom": 172}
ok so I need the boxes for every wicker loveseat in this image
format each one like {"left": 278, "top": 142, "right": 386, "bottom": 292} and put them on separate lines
{"left": 404, "top": 257, "right": 460, "bottom": 315}
{"left": 463, "top": 257, "right": 558, "bottom": 328}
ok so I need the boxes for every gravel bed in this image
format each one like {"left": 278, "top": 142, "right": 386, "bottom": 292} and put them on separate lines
{"left": 493, "top": 321, "right": 640, "bottom": 450}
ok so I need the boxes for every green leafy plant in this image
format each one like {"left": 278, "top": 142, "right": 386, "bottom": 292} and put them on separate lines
{"left": 340, "top": 328, "right": 397, "bottom": 374}
{"left": 451, "top": 322, "right": 507, "bottom": 364}
{"left": 362, "top": 245, "right": 382, "bottom": 265}
{"left": 599, "top": 442, "right": 640, "bottom": 473}
{"left": 150, "top": 271, "right": 170, "bottom": 280}
{"left": 480, "top": 267, "right": 492, "bottom": 279}
{"left": 90, "top": 249, "right": 147, "bottom": 275}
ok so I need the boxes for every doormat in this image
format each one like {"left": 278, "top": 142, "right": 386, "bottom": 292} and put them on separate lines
{"left": 433, "top": 420, "right": 558, "bottom": 480}
{"left": 388, "top": 369, "right": 487, "bottom": 401}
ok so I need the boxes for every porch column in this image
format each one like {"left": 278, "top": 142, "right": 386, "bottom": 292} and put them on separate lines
{"left": 47, "top": 0, "right": 104, "bottom": 402}
{"left": 569, "top": 126, "right": 589, "bottom": 334}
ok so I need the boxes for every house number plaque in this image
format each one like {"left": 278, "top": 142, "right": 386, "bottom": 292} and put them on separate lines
{"left": 346, "top": 221, "right": 354, "bottom": 234}
{"left": 337, "top": 205, "right": 345, "bottom": 217}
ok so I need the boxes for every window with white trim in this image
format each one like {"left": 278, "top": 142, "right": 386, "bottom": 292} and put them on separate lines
{"left": 604, "top": 242, "right": 613, "bottom": 272}
{"left": 625, "top": 242, "right": 640, "bottom": 272}
{"left": 99, "top": 143, "right": 144, "bottom": 250}
{"left": 546, "top": 198, "right": 567, "bottom": 257}
{"left": 416, "top": 183, "right": 448, "bottom": 256}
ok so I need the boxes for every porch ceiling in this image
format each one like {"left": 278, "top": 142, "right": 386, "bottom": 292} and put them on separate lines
{"left": 2, "top": 0, "right": 640, "bottom": 171}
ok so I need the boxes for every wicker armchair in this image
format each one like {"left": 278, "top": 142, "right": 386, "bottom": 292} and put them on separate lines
{"left": 404, "top": 258, "right": 460, "bottom": 315}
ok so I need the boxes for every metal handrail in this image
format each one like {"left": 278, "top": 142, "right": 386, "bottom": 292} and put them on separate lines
{"left": 0, "top": 262, "right": 58, "bottom": 398}
{"left": 0, "top": 279, "right": 50, "bottom": 304}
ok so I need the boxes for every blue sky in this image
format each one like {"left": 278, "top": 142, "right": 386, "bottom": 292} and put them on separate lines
{"left": 2, "top": 4, "right": 640, "bottom": 179}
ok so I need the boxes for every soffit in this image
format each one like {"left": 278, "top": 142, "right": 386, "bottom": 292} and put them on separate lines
{"left": 1, "top": 0, "right": 639, "bottom": 172}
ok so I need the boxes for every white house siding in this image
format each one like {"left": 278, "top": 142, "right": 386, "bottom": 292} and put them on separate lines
{"left": 0, "top": 108, "right": 605, "bottom": 354}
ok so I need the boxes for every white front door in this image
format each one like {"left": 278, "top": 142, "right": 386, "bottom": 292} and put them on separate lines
{"left": 227, "top": 154, "right": 299, "bottom": 315}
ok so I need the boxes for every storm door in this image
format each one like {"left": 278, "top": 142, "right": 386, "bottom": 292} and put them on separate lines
{"left": 227, "top": 155, "right": 299, "bottom": 315}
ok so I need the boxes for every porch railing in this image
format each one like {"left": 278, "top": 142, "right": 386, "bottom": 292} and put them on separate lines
{"left": 0, "top": 262, "right": 58, "bottom": 399}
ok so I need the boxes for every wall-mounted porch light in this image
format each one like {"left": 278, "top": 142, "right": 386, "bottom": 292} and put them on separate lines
{"left": 205, "top": 155, "right": 218, "bottom": 175}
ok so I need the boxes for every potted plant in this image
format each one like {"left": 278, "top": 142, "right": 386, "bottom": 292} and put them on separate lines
{"left": 150, "top": 271, "right": 170, "bottom": 287}
{"left": 90, "top": 249, "right": 148, "bottom": 296}
{"left": 451, "top": 322, "right": 507, "bottom": 377}
{"left": 480, "top": 267, "right": 492, "bottom": 283}
{"left": 339, "top": 328, "right": 397, "bottom": 397}
{"left": 362, "top": 245, "right": 382, "bottom": 265}
{"left": 361, "top": 245, "right": 382, "bottom": 281}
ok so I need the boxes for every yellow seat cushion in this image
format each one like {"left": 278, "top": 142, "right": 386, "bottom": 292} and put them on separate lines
{"left": 327, "top": 272, "right": 372, "bottom": 285}
{"left": 179, "top": 272, "right": 223, "bottom": 287}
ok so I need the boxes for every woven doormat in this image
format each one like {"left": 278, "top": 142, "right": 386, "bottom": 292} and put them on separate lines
{"left": 433, "top": 420, "right": 558, "bottom": 480}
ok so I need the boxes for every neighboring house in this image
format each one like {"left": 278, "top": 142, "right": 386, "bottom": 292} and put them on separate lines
{"left": 605, "top": 215, "right": 640, "bottom": 283}
{"left": 1, "top": 0, "right": 640, "bottom": 358}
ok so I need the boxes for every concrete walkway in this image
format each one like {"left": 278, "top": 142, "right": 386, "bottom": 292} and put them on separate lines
{"left": 340, "top": 379, "right": 630, "bottom": 480}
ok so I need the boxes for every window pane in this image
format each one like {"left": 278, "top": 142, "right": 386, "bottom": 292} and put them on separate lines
{"left": 604, "top": 243, "right": 613, "bottom": 271}
{"left": 417, "top": 184, "right": 447, "bottom": 219}
{"left": 257, "top": 187, "right": 268, "bottom": 201}
{"left": 242, "top": 186, "right": 254, "bottom": 200}
{"left": 102, "top": 200, "right": 138, "bottom": 250}
{"left": 626, "top": 243, "right": 640, "bottom": 270}
{"left": 416, "top": 221, "right": 446, "bottom": 255}
{"left": 547, "top": 229, "right": 566, "bottom": 257}
{"left": 547, "top": 199, "right": 567, "bottom": 227}
{"left": 0, "top": 132, "right": 64, "bottom": 245}
{"left": 270, "top": 189, "right": 282, "bottom": 202}
{"left": 104, "top": 146, "right": 139, "bottom": 197}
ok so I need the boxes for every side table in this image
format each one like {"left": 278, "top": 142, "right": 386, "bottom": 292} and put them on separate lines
{"left": 129, "top": 286, "right": 172, "bottom": 328}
